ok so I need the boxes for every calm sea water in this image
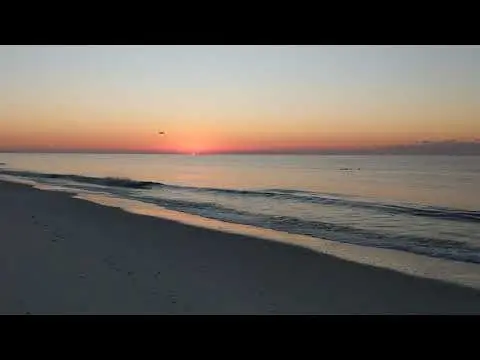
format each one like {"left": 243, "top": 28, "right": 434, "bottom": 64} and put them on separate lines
{"left": 1, "top": 153, "right": 479, "bottom": 267}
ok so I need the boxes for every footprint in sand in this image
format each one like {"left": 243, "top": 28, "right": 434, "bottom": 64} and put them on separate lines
{"left": 267, "top": 307, "right": 278, "bottom": 314}
{"left": 29, "top": 217, "right": 60, "bottom": 244}
{"left": 103, "top": 257, "right": 122, "bottom": 272}
{"left": 52, "top": 232, "right": 64, "bottom": 242}
{"left": 168, "top": 291, "right": 178, "bottom": 304}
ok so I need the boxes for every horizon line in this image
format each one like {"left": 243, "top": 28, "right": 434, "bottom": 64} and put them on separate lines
{"left": 1, "top": 151, "right": 480, "bottom": 156}
{"left": 2, "top": 140, "right": 480, "bottom": 156}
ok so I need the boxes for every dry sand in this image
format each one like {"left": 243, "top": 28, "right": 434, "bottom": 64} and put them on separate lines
{"left": 1, "top": 180, "right": 480, "bottom": 314}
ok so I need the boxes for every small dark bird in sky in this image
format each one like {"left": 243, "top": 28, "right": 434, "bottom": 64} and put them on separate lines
{"left": 158, "top": 131, "right": 165, "bottom": 135}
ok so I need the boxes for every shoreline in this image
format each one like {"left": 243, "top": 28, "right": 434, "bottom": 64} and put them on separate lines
{"left": 5, "top": 172, "right": 480, "bottom": 291}
{"left": 2, "top": 180, "right": 480, "bottom": 314}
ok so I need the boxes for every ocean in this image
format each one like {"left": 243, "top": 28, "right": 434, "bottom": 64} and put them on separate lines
{"left": 1, "top": 153, "right": 480, "bottom": 288}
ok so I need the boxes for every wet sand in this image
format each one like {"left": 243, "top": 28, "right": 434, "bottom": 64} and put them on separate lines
{"left": 1, "top": 180, "right": 480, "bottom": 314}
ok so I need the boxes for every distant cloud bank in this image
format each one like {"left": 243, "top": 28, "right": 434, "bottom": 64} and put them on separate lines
{"left": 367, "top": 140, "right": 480, "bottom": 155}
{"left": 217, "top": 140, "right": 480, "bottom": 155}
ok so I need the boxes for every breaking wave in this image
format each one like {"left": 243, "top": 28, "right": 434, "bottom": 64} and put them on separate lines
{"left": 2, "top": 168, "right": 479, "bottom": 223}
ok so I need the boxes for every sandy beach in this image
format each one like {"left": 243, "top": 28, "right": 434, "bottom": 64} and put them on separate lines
{"left": 1, "top": 180, "right": 480, "bottom": 314}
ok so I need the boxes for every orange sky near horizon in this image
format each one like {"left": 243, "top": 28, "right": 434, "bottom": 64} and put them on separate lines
{"left": 1, "top": 45, "right": 479, "bottom": 154}
{"left": 1, "top": 122, "right": 477, "bottom": 154}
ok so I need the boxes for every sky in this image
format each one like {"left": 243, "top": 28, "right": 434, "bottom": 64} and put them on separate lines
{"left": 1, "top": 45, "right": 479, "bottom": 154}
